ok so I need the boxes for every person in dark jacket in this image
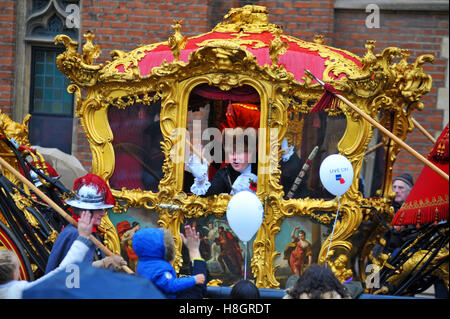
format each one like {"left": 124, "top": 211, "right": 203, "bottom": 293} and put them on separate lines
{"left": 45, "top": 174, "right": 126, "bottom": 274}
{"left": 132, "top": 225, "right": 206, "bottom": 299}
{"left": 188, "top": 127, "right": 258, "bottom": 196}
{"left": 391, "top": 173, "right": 414, "bottom": 212}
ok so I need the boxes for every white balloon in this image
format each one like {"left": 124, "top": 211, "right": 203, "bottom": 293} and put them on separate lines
{"left": 319, "top": 154, "right": 354, "bottom": 197}
{"left": 226, "top": 191, "right": 264, "bottom": 242}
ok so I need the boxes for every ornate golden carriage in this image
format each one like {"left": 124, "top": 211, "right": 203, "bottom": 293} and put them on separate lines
{"left": 53, "top": 5, "right": 433, "bottom": 288}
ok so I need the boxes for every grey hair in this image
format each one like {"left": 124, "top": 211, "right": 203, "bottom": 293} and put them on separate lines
{"left": 162, "top": 228, "right": 175, "bottom": 262}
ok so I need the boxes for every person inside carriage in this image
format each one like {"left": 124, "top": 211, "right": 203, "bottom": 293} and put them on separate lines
{"left": 186, "top": 101, "right": 310, "bottom": 198}
{"left": 187, "top": 102, "right": 259, "bottom": 196}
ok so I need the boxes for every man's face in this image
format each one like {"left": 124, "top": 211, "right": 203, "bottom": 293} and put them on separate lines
{"left": 88, "top": 209, "right": 105, "bottom": 227}
{"left": 228, "top": 150, "right": 252, "bottom": 173}
{"left": 392, "top": 180, "right": 411, "bottom": 204}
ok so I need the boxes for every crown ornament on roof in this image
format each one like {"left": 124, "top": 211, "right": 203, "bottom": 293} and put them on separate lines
{"left": 213, "top": 5, "right": 279, "bottom": 33}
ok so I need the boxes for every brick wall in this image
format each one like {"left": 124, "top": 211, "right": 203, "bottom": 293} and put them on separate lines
{"left": 260, "top": 0, "right": 335, "bottom": 40}
{"left": 334, "top": 8, "right": 449, "bottom": 180}
{"left": 80, "top": 0, "right": 211, "bottom": 64}
{"left": 0, "top": 0, "right": 15, "bottom": 115}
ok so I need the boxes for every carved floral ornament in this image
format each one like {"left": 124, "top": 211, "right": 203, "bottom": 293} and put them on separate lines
{"left": 54, "top": 5, "right": 433, "bottom": 288}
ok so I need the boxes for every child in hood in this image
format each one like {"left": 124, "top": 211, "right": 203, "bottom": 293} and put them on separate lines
{"left": 132, "top": 225, "right": 205, "bottom": 298}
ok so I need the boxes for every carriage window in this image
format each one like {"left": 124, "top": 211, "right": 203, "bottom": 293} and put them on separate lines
{"left": 281, "top": 110, "right": 347, "bottom": 200}
{"left": 183, "top": 84, "right": 261, "bottom": 196}
{"left": 108, "top": 100, "right": 163, "bottom": 192}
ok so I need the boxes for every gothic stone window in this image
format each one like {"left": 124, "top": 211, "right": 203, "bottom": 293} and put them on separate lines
{"left": 24, "top": 0, "right": 80, "bottom": 154}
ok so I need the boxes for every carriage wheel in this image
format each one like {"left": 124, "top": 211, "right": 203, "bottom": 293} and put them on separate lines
{"left": 0, "top": 220, "right": 34, "bottom": 281}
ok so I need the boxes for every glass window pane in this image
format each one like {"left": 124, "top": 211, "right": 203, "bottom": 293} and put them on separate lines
{"left": 43, "top": 88, "right": 52, "bottom": 100}
{"left": 33, "top": 100, "right": 43, "bottom": 113}
{"left": 35, "top": 63, "right": 44, "bottom": 74}
{"left": 61, "top": 103, "right": 72, "bottom": 115}
{"left": 35, "top": 75, "right": 44, "bottom": 88}
{"left": 29, "top": 115, "right": 73, "bottom": 154}
{"left": 53, "top": 101, "right": 62, "bottom": 113}
{"left": 30, "top": 47, "right": 73, "bottom": 152}
{"left": 34, "top": 88, "right": 43, "bottom": 99}
{"left": 54, "top": 89, "right": 62, "bottom": 100}
{"left": 45, "top": 76, "right": 53, "bottom": 87}
{"left": 45, "top": 51, "right": 55, "bottom": 64}
{"left": 35, "top": 50, "right": 44, "bottom": 63}
{"left": 63, "top": 92, "right": 72, "bottom": 103}
{"left": 108, "top": 101, "right": 163, "bottom": 192}
{"left": 45, "top": 63, "right": 55, "bottom": 74}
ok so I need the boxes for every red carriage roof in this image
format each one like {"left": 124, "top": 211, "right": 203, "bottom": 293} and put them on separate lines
{"left": 113, "top": 30, "right": 362, "bottom": 84}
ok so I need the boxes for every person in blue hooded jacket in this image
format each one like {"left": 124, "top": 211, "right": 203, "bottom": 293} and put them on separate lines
{"left": 132, "top": 224, "right": 206, "bottom": 298}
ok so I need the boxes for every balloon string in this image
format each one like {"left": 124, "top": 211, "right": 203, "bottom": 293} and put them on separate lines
{"left": 244, "top": 241, "right": 248, "bottom": 280}
{"left": 325, "top": 196, "right": 340, "bottom": 261}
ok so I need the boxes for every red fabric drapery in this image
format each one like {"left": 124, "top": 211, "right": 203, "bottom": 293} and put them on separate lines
{"left": 192, "top": 83, "right": 260, "bottom": 103}
{"left": 392, "top": 123, "right": 449, "bottom": 227}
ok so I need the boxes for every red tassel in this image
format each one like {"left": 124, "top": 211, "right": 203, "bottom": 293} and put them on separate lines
{"left": 416, "top": 209, "right": 421, "bottom": 229}
{"left": 428, "top": 123, "right": 449, "bottom": 163}
{"left": 310, "top": 84, "right": 341, "bottom": 113}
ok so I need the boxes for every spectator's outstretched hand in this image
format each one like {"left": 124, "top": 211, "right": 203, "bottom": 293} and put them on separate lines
{"left": 195, "top": 274, "right": 205, "bottom": 285}
{"left": 78, "top": 211, "right": 94, "bottom": 238}
{"left": 180, "top": 225, "right": 201, "bottom": 259}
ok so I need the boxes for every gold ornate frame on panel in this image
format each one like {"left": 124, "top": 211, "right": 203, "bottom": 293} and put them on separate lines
{"left": 54, "top": 5, "right": 434, "bottom": 288}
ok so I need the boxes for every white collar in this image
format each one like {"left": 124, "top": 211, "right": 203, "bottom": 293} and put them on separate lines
{"left": 240, "top": 164, "right": 252, "bottom": 175}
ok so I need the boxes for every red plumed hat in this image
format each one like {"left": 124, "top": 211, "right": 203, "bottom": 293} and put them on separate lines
{"left": 65, "top": 173, "right": 116, "bottom": 210}
{"left": 219, "top": 103, "right": 261, "bottom": 132}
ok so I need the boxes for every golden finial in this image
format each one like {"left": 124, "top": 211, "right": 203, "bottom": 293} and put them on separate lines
{"left": 269, "top": 26, "right": 288, "bottom": 66}
{"left": 313, "top": 33, "right": 324, "bottom": 44}
{"left": 0, "top": 111, "right": 31, "bottom": 146}
{"left": 82, "top": 31, "right": 101, "bottom": 65}
{"left": 361, "top": 40, "right": 377, "bottom": 70}
{"left": 168, "top": 20, "right": 188, "bottom": 62}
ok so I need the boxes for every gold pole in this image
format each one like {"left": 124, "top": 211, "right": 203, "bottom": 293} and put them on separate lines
{"left": 0, "top": 156, "right": 134, "bottom": 274}
{"left": 412, "top": 117, "right": 436, "bottom": 144}
{"left": 364, "top": 142, "right": 384, "bottom": 156}
{"left": 304, "top": 70, "right": 448, "bottom": 182}
{"left": 334, "top": 94, "right": 449, "bottom": 182}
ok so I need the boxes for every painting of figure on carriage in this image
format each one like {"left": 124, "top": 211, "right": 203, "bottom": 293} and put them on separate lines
{"left": 181, "top": 215, "right": 253, "bottom": 286}
{"left": 274, "top": 215, "right": 330, "bottom": 289}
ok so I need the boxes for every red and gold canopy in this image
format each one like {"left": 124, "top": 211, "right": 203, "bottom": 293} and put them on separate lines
{"left": 392, "top": 123, "right": 449, "bottom": 227}
{"left": 111, "top": 11, "right": 362, "bottom": 84}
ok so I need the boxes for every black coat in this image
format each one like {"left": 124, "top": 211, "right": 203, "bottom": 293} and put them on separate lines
{"left": 204, "top": 164, "right": 258, "bottom": 196}
{"left": 280, "top": 152, "right": 311, "bottom": 198}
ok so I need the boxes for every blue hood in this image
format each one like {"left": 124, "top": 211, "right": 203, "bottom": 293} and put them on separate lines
{"left": 132, "top": 228, "right": 165, "bottom": 259}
